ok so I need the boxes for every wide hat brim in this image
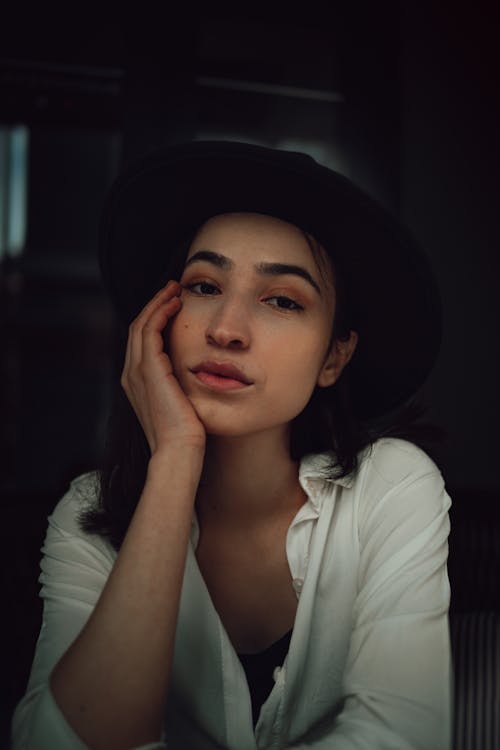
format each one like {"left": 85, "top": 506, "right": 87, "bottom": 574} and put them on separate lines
{"left": 99, "top": 140, "right": 442, "bottom": 420}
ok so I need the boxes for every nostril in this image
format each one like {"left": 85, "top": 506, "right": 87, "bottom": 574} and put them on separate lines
{"left": 206, "top": 329, "right": 248, "bottom": 348}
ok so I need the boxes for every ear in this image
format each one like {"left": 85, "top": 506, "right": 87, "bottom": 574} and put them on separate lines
{"left": 317, "top": 331, "right": 358, "bottom": 388}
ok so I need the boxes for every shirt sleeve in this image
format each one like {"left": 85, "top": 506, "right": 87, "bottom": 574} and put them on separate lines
{"left": 291, "top": 441, "right": 453, "bottom": 750}
{"left": 10, "top": 474, "right": 168, "bottom": 750}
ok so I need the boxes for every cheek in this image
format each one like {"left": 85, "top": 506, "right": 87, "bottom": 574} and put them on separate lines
{"left": 278, "top": 326, "right": 329, "bottom": 367}
{"left": 166, "top": 302, "right": 208, "bottom": 369}
{"left": 269, "top": 338, "right": 327, "bottom": 394}
{"left": 165, "top": 307, "right": 190, "bottom": 360}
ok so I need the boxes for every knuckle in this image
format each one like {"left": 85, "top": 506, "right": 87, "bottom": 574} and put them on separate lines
{"left": 136, "top": 361, "right": 149, "bottom": 380}
{"left": 120, "top": 376, "right": 130, "bottom": 395}
{"left": 143, "top": 317, "right": 160, "bottom": 333}
{"left": 129, "top": 367, "right": 144, "bottom": 386}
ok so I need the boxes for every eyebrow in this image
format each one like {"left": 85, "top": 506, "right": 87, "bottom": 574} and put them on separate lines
{"left": 183, "top": 249, "right": 322, "bottom": 296}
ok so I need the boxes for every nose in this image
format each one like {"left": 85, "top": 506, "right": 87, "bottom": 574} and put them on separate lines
{"left": 205, "top": 294, "right": 251, "bottom": 350}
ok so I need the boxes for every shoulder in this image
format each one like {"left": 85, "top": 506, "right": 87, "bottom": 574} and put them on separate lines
{"left": 301, "top": 439, "right": 443, "bottom": 496}
{"left": 353, "top": 438, "right": 451, "bottom": 530}
{"left": 358, "top": 437, "right": 443, "bottom": 488}
{"left": 44, "top": 471, "right": 115, "bottom": 561}
{"left": 305, "top": 439, "right": 441, "bottom": 489}
{"left": 42, "top": 472, "right": 116, "bottom": 569}
{"left": 48, "top": 471, "right": 101, "bottom": 531}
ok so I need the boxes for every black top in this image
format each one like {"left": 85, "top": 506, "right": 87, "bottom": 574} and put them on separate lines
{"left": 237, "top": 629, "right": 293, "bottom": 727}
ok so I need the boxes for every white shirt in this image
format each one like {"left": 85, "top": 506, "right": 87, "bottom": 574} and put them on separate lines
{"left": 11, "top": 437, "right": 453, "bottom": 749}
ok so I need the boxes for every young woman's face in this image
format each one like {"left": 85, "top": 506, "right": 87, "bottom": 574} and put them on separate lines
{"left": 168, "top": 212, "right": 356, "bottom": 439}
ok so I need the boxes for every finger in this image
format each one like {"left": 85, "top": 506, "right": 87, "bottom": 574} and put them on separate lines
{"left": 132, "top": 281, "right": 180, "bottom": 341}
{"left": 127, "top": 281, "right": 181, "bottom": 370}
{"left": 127, "top": 293, "right": 182, "bottom": 385}
{"left": 124, "top": 281, "right": 178, "bottom": 380}
{"left": 133, "top": 297, "right": 182, "bottom": 393}
{"left": 142, "top": 295, "right": 182, "bottom": 359}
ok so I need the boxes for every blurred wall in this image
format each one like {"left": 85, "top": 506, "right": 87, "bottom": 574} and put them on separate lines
{"left": 400, "top": 3, "right": 500, "bottom": 490}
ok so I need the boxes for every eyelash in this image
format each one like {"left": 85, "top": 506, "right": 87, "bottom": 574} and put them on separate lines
{"left": 183, "top": 281, "right": 305, "bottom": 312}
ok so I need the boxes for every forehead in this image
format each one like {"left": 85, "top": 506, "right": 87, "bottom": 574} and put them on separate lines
{"left": 187, "top": 212, "right": 322, "bottom": 269}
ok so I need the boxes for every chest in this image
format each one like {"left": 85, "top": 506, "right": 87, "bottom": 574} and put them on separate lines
{"left": 195, "top": 522, "right": 298, "bottom": 653}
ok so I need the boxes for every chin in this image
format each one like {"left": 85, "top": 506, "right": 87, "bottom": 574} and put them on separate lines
{"left": 185, "top": 396, "right": 241, "bottom": 435}
{"left": 197, "top": 413, "right": 255, "bottom": 438}
{"left": 187, "top": 395, "right": 297, "bottom": 440}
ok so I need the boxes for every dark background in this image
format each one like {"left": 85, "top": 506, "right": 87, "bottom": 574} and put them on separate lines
{"left": 1, "top": 3, "right": 499, "bottom": 745}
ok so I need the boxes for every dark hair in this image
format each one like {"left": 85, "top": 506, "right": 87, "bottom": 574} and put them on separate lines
{"left": 78, "top": 220, "right": 446, "bottom": 550}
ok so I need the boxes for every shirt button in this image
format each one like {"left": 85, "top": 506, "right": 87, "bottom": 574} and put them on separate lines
{"left": 292, "top": 578, "right": 304, "bottom": 594}
{"left": 273, "top": 666, "right": 281, "bottom": 682}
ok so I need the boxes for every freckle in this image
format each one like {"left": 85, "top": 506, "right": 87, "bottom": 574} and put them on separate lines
{"left": 184, "top": 324, "right": 189, "bottom": 329}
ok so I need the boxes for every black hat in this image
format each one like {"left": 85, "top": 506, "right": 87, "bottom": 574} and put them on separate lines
{"left": 99, "top": 140, "right": 442, "bottom": 420}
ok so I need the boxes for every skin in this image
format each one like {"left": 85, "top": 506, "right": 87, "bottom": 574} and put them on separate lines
{"left": 170, "top": 212, "right": 348, "bottom": 437}
{"left": 167, "top": 212, "right": 358, "bottom": 651}
{"left": 49, "top": 212, "right": 358, "bottom": 748}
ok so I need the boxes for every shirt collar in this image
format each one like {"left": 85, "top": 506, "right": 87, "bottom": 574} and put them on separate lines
{"left": 191, "top": 451, "right": 356, "bottom": 545}
{"left": 298, "top": 451, "right": 355, "bottom": 512}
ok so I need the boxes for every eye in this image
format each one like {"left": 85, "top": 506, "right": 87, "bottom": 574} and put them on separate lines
{"left": 265, "top": 295, "right": 304, "bottom": 312}
{"left": 184, "top": 281, "right": 220, "bottom": 296}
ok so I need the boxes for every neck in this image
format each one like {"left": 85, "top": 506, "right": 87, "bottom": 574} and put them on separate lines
{"left": 196, "top": 427, "right": 306, "bottom": 530}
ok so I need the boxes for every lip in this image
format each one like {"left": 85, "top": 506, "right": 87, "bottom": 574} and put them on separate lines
{"left": 190, "top": 360, "right": 254, "bottom": 390}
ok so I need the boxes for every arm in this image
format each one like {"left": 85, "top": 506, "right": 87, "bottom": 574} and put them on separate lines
{"left": 11, "top": 456, "right": 200, "bottom": 750}
{"left": 13, "top": 280, "right": 207, "bottom": 750}
{"left": 49, "top": 448, "right": 203, "bottom": 750}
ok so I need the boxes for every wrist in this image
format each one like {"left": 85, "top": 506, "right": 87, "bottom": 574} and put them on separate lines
{"left": 148, "top": 443, "right": 205, "bottom": 477}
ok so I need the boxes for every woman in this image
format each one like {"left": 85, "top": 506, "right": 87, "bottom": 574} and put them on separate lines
{"left": 12, "top": 141, "right": 452, "bottom": 749}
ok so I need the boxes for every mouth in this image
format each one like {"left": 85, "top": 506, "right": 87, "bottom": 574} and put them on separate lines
{"left": 190, "top": 361, "right": 253, "bottom": 391}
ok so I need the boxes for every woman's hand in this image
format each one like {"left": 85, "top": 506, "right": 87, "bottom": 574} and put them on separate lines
{"left": 121, "top": 280, "right": 206, "bottom": 456}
